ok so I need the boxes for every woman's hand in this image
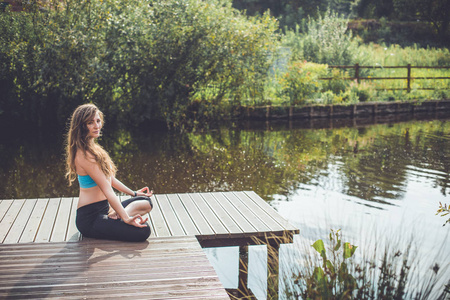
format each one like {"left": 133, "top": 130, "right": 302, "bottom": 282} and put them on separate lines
{"left": 123, "top": 214, "right": 149, "bottom": 228}
{"left": 136, "top": 187, "right": 153, "bottom": 197}
{"left": 108, "top": 210, "right": 120, "bottom": 220}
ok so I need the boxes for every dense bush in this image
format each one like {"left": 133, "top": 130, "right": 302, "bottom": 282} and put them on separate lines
{"left": 282, "top": 9, "right": 365, "bottom": 66}
{"left": 278, "top": 61, "right": 327, "bottom": 105}
{"left": 0, "top": 0, "right": 278, "bottom": 128}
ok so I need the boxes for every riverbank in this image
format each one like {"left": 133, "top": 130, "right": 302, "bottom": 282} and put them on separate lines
{"left": 240, "top": 99, "right": 450, "bottom": 121}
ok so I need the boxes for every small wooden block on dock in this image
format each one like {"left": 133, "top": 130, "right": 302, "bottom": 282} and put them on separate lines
{"left": 0, "top": 236, "right": 229, "bottom": 299}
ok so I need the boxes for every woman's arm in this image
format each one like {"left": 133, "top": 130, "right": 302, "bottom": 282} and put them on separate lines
{"left": 111, "top": 177, "right": 135, "bottom": 197}
{"left": 111, "top": 177, "right": 153, "bottom": 197}
{"left": 77, "top": 154, "right": 147, "bottom": 227}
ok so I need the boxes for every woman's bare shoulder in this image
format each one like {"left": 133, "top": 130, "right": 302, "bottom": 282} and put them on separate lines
{"left": 75, "top": 150, "right": 96, "bottom": 167}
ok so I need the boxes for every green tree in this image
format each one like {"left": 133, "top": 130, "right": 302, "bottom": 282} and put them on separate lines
{"left": 393, "top": 0, "right": 450, "bottom": 40}
{"left": 0, "top": 0, "right": 278, "bottom": 129}
{"left": 352, "top": 0, "right": 395, "bottom": 19}
{"left": 286, "top": 8, "right": 362, "bottom": 65}
{"left": 232, "top": 0, "right": 330, "bottom": 29}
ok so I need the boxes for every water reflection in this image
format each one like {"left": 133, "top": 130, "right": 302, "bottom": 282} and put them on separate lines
{"left": 1, "top": 118, "right": 449, "bottom": 206}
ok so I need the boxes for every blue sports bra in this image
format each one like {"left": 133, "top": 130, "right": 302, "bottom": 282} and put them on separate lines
{"left": 77, "top": 174, "right": 98, "bottom": 188}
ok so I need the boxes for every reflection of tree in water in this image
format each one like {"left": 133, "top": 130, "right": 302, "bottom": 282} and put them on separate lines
{"left": 337, "top": 121, "right": 450, "bottom": 203}
{"left": 339, "top": 134, "right": 410, "bottom": 204}
{"left": 1, "top": 120, "right": 449, "bottom": 202}
{"left": 0, "top": 131, "right": 73, "bottom": 199}
{"left": 409, "top": 128, "right": 450, "bottom": 196}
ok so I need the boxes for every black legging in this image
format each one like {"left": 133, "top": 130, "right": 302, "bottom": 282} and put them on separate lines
{"left": 76, "top": 196, "right": 153, "bottom": 242}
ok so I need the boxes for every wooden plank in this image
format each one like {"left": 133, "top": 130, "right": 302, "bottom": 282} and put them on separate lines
{"left": 167, "top": 194, "right": 199, "bottom": 236}
{"left": 51, "top": 197, "right": 73, "bottom": 242}
{"left": 157, "top": 194, "right": 185, "bottom": 236}
{"left": 210, "top": 192, "right": 256, "bottom": 234}
{"left": 0, "top": 199, "right": 25, "bottom": 243}
{"left": 0, "top": 260, "right": 218, "bottom": 284}
{"left": 0, "top": 279, "right": 227, "bottom": 300}
{"left": 0, "top": 199, "right": 13, "bottom": 222}
{"left": 0, "top": 244, "right": 207, "bottom": 268}
{"left": 150, "top": 195, "right": 171, "bottom": 237}
{"left": 198, "top": 193, "right": 243, "bottom": 235}
{"left": 66, "top": 198, "right": 80, "bottom": 242}
{"left": 223, "top": 192, "right": 269, "bottom": 232}
{"left": 146, "top": 211, "right": 156, "bottom": 238}
{"left": 0, "top": 236, "right": 204, "bottom": 264}
{"left": 34, "top": 198, "right": 61, "bottom": 243}
{"left": 0, "top": 255, "right": 211, "bottom": 278}
{"left": 0, "top": 236, "right": 203, "bottom": 262}
{"left": 0, "top": 245, "right": 205, "bottom": 272}
{"left": 244, "top": 191, "right": 299, "bottom": 232}
{"left": 82, "top": 279, "right": 228, "bottom": 300}
{"left": 178, "top": 194, "right": 214, "bottom": 235}
{"left": 0, "top": 255, "right": 214, "bottom": 276}
{"left": 1, "top": 283, "right": 228, "bottom": 300}
{"left": 233, "top": 191, "right": 285, "bottom": 232}
{"left": 0, "top": 258, "right": 216, "bottom": 282}
{"left": 179, "top": 193, "right": 217, "bottom": 236}
{"left": 144, "top": 196, "right": 156, "bottom": 238}
{"left": 86, "top": 288, "right": 228, "bottom": 300}
{"left": 3, "top": 199, "right": 37, "bottom": 244}
{"left": 1, "top": 281, "right": 228, "bottom": 300}
{"left": 19, "top": 198, "right": 49, "bottom": 243}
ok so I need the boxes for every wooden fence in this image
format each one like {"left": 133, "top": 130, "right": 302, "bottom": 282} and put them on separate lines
{"left": 321, "top": 64, "right": 450, "bottom": 92}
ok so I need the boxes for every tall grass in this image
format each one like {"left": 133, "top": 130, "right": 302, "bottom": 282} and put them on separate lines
{"left": 355, "top": 44, "right": 450, "bottom": 102}
{"left": 246, "top": 227, "right": 450, "bottom": 299}
{"left": 360, "top": 44, "right": 450, "bottom": 67}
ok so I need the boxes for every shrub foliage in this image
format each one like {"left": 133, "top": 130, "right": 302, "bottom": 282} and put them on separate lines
{"left": 0, "top": 0, "right": 278, "bottom": 128}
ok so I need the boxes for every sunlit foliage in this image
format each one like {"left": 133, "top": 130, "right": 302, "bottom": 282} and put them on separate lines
{"left": 0, "top": 0, "right": 278, "bottom": 128}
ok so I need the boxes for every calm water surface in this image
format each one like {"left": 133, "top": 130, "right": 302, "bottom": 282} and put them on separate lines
{"left": 1, "top": 117, "right": 449, "bottom": 298}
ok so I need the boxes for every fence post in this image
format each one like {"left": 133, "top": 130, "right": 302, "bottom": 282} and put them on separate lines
{"left": 407, "top": 64, "right": 411, "bottom": 93}
{"left": 355, "top": 63, "right": 360, "bottom": 83}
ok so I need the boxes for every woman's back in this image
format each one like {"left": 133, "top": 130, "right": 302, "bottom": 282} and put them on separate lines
{"left": 75, "top": 150, "right": 109, "bottom": 208}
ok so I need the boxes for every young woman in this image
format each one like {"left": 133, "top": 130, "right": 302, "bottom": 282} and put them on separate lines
{"left": 66, "top": 103, "right": 153, "bottom": 242}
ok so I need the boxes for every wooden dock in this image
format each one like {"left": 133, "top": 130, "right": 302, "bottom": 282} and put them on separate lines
{"left": 0, "top": 236, "right": 229, "bottom": 299}
{"left": 0, "top": 191, "right": 299, "bottom": 299}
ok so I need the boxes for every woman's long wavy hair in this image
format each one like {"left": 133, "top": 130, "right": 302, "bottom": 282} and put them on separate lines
{"left": 65, "top": 104, "right": 117, "bottom": 186}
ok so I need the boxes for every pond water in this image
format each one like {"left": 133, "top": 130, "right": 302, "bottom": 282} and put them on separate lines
{"left": 1, "top": 115, "right": 449, "bottom": 299}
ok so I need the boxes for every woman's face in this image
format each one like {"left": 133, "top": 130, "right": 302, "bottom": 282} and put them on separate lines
{"left": 86, "top": 111, "right": 102, "bottom": 139}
